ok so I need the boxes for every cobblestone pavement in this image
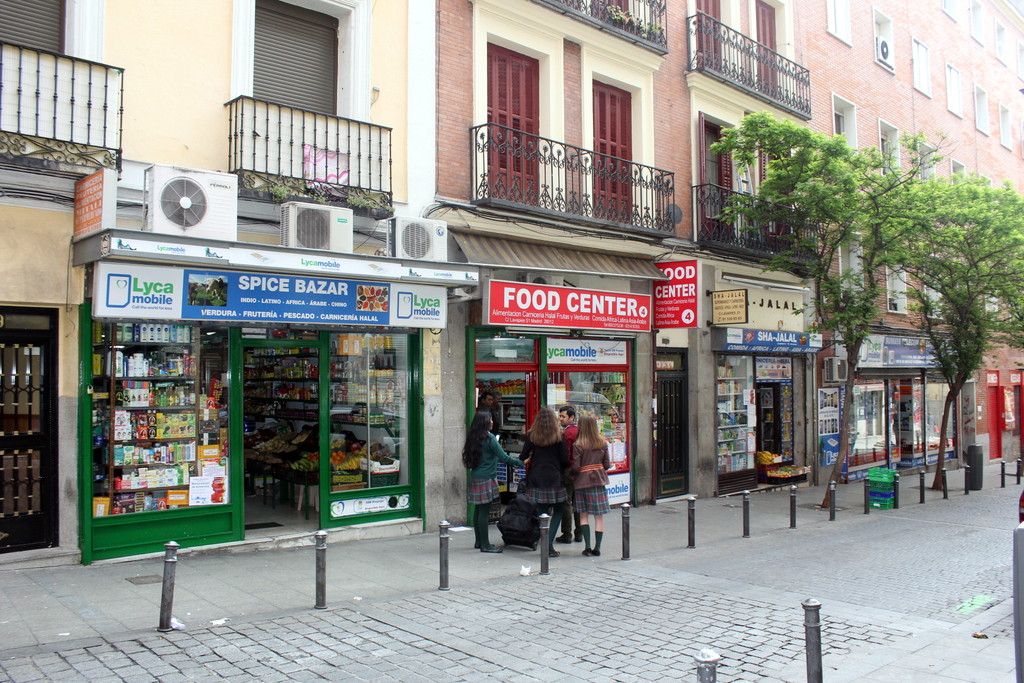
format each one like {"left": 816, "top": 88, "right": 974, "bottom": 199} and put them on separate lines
{"left": 0, "top": 471, "right": 1018, "bottom": 681}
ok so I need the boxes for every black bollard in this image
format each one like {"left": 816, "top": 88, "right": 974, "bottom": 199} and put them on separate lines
{"left": 919, "top": 471, "right": 926, "bottom": 504}
{"left": 1002, "top": 461, "right": 1007, "bottom": 488}
{"left": 157, "top": 541, "right": 179, "bottom": 633}
{"left": 942, "top": 468, "right": 949, "bottom": 499}
{"left": 742, "top": 491, "right": 750, "bottom": 538}
{"left": 863, "top": 478, "right": 871, "bottom": 515}
{"left": 687, "top": 496, "right": 696, "bottom": 549}
{"left": 803, "top": 599, "right": 824, "bottom": 683}
{"left": 621, "top": 504, "right": 631, "bottom": 561}
{"left": 539, "top": 514, "right": 551, "bottom": 576}
{"left": 438, "top": 521, "right": 450, "bottom": 592}
{"left": 828, "top": 481, "right": 836, "bottom": 521}
{"left": 964, "top": 464, "right": 970, "bottom": 496}
{"left": 789, "top": 485, "right": 797, "bottom": 529}
{"left": 694, "top": 648, "right": 722, "bottom": 683}
{"left": 1018, "top": 458, "right": 1022, "bottom": 485}
{"left": 314, "top": 530, "right": 328, "bottom": 608}
{"left": 893, "top": 473, "right": 900, "bottom": 510}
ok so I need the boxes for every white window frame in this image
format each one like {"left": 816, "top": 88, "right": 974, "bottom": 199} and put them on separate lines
{"left": 945, "top": 64, "right": 962, "bottom": 116}
{"left": 996, "top": 22, "right": 1008, "bottom": 64}
{"left": 886, "top": 267, "right": 908, "bottom": 314}
{"left": 975, "top": 85, "right": 990, "bottom": 134}
{"left": 970, "top": 0, "right": 984, "bottom": 43}
{"left": 924, "top": 286, "right": 943, "bottom": 318}
{"left": 839, "top": 242, "right": 863, "bottom": 278}
{"left": 1000, "top": 104, "right": 1012, "bottom": 148}
{"left": 873, "top": 10, "right": 894, "bottom": 69}
{"left": 917, "top": 142, "right": 937, "bottom": 179}
{"left": 942, "top": 0, "right": 957, "bottom": 20}
{"left": 832, "top": 95, "right": 858, "bottom": 147}
{"left": 878, "top": 120, "right": 899, "bottom": 173}
{"left": 1018, "top": 41, "right": 1024, "bottom": 80}
{"left": 913, "top": 39, "right": 931, "bottom": 96}
{"left": 950, "top": 158, "right": 966, "bottom": 177}
{"left": 826, "top": 0, "right": 852, "bottom": 44}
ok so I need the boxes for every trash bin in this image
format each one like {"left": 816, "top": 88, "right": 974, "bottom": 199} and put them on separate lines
{"left": 967, "top": 444, "right": 984, "bottom": 490}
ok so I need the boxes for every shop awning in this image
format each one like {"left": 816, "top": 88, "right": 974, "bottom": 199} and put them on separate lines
{"left": 451, "top": 231, "right": 667, "bottom": 280}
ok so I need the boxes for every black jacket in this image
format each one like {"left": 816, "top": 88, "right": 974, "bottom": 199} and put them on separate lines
{"left": 519, "top": 438, "right": 569, "bottom": 489}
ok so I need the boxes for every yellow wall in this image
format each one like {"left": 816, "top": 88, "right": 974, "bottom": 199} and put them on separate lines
{"left": 371, "top": 0, "right": 409, "bottom": 202}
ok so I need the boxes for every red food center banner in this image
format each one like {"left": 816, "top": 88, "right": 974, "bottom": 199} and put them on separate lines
{"left": 487, "top": 280, "right": 652, "bottom": 332}
{"left": 653, "top": 260, "right": 699, "bottom": 328}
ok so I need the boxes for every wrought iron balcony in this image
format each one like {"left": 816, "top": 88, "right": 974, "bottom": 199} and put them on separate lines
{"left": 0, "top": 41, "right": 123, "bottom": 170}
{"left": 226, "top": 96, "right": 393, "bottom": 214}
{"left": 687, "top": 13, "right": 811, "bottom": 120}
{"left": 471, "top": 123, "right": 675, "bottom": 235}
{"left": 535, "top": 0, "right": 668, "bottom": 52}
{"left": 693, "top": 183, "right": 812, "bottom": 260}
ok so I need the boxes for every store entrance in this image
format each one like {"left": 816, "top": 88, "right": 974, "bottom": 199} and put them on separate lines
{"left": 755, "top": 384, "right": 779, "bottom": 455}
{"left": 474, "top": 371, "right": 536, "bottom": 503}
{"left": 242, "top": 342, "right": 323, "bottom": 537}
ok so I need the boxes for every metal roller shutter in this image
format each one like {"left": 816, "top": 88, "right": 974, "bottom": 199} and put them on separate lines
{"left": 0, "top": 0, "right": 63, "bottom": 52}
{"left": 254, "top": 0, "right": 337, "bottom": 115}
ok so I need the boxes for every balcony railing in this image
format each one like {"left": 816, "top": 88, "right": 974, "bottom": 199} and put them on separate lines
{"left": 535, "top": 0, "right": 668, "bottom": 52}
{"left": 693, "top": 183, "right": 813, "bottom": 260}
{"left": 687, "top": 13, "right": 811, "bottom": 120}
{"left": 226, "top": 96, "right": 393, "bottom": 212}
{"left": 0, "top": 42, "right": 123, "bottom": 169}
{"left": 471, "top": 123, "right": 675, "bottom": 235}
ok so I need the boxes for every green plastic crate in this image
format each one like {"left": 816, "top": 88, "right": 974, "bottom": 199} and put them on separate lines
{"left": 869, "top": 498, "right": 894, "bottom": 509}
{"left": 868, "top": 480, "right": 895, "bottom": 492}
{"left": 867, "top": 467, "right": 896, "bottom": 482}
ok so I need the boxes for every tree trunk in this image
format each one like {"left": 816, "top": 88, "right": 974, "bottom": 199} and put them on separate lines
{"left": 931, "top": 381, "right": 963, "bottom": 490}
{"left": 821, "top": 341, "right": 861, "bottom": 508}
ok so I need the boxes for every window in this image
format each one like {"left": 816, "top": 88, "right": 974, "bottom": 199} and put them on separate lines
{"left": 887, "top": 267, "right": 908, "bottom": 313}
{"left": 996, "top": 22, "right": 1008, "bottom": 63}
{"left": 879, "top": 120, "right": 899, "bottom": 173}
{"left": 970, "top": 0, "right": 984, "bottom": 43}
{"left": 839, "top": 242, "right": 863, "bottom": 277}
{"left": 874, "top": 11, "right": 894, "bottom": 69}
{"left": 1000, "top": 105, "right": 1012, "bottom": 148}
{"left": 945, "top": 64, "right": 962, "bottom": 116}
{"left": 827, "top": 0, "right": 851, "bottom": 43}
{"left": 0, "top": 0, "right": 62, "bottom": 52}
{"left": 912, "top": 39, "right": 931, "bottom": 96}
{"left": 923, "top": 286, "right": 942, "bottom": 318}
{"left": 950, "top": 158, "right": 966, "bottom": 177}
{"left": 1018, "top": 42, "right": 1024, "bottom": 79}
{"left": 832, "top": 95, "right": 858, "bottom": 147}
{"left": 917, "top": 142, "right": 936, "bottom": 179}
{"left": 975, "top": 86, "right": 990, "bottom": 134}
{"left": 942, "top": 0, "right": 957, "bottom": 19}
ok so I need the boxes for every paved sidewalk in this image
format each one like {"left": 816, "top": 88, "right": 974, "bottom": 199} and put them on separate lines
{"left": 0, "top": 462, "right": 1018, "bottom": 681}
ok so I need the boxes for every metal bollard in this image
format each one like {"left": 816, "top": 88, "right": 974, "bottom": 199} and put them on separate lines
{"left": 314, "top": 530, "right": 328, "bottom": 608}
{"left": 621, "top": 504, "right": 631, "bottom": 561}
{"left": 964, "top": 464, "right": 971, "bottom": 496}
{"left": 828, "top": 481, "right": 836, "bottom": 521}
{"left": 789, "top": 486, "right": 797, "bottom": 529}
{"left": 803, "top": 599, "right": 824, "bottom": 683}
{"left": 919, "top": 471, "right": 926, "bottom": 504}
{"left": 942, "top": 468, "right": 949, "bottom": 499}
{"left": 687, "top": 496, "right": 696, "bottom": 548}
{"left": 863, "top": 478, "right": 871, "bottom": 515}
{"left": 893, "top": 473, "right": 900, "bottom": 510}
{"left": 539, "top": 514, "right": 551, "bottom": 576}
{"left": 694, "top": 647, "right": 721, "bottom": 683}
{"left": 1018, "top": 458, "right": 1022, "bottom": 485}
{"left": 157, "top": 541, "right": 179, "bottom": 632}
{"left": 438, "top": 521, "right": 450, "bottom": 592}
{"left": 742, "top": 491, "right": 751, "bottom": 538}
{"left": 1002, "top": 461, "right": 1007, "bottom": 488}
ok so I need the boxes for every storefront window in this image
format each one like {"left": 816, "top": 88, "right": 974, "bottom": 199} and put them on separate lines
{"left": 850, "top": 383, "right": 887, "bottom": 467}
{"left": 475, "top": 337, "right": 536, "bottom": 363}
{"left": 328, "top": 333, "right": 408, "bottom": 491}
{"left": 716, "top": 355, "right": 754, "bottom": 474}
{"left": 925, "top": 380, "right": 955, "bottom": 460}
{"left": 549, "top": 371, "right": 630, "bottom": 474}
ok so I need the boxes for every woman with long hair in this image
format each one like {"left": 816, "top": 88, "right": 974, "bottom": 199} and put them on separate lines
{"left": 571, "top": 414, "right": 611, "bottom": 556}
{"left": 519, "top": 407, "right": 569, "bottom": 556}
{"left": 463, "top": 411, "right": 522, "bottom": 553}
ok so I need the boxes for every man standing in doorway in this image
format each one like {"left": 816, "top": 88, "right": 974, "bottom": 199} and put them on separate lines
{"left": 556, "top": 405, "right": 582, "bottom": 544}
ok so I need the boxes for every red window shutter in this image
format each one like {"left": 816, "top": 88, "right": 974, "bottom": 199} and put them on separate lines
{"left": 696, "top": 0, "right": 721, "bottom": 18}
{"left": 755, "top": 0, "right": 777, "bottom": 51}
{"left": 486, "top": 44, "right": 540, "bottom": 200}
{"left": 593, "top": 81, "right": 632, "bottom": 221}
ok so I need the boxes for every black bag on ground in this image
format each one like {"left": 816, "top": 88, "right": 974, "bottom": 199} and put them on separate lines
{"left": 497, "top": 492, "right": 540, "bottom": 550}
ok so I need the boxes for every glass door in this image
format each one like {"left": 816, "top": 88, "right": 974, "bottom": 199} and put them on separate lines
{"left": 474, "top": 370, "right": 536, "bottom": 501}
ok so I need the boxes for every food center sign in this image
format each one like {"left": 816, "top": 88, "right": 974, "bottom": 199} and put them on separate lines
{"left": 653, "top": 260, "right": 699, "bottom": 328}
{"left": 488, "top": 280, "right": 651, "bottom": 332}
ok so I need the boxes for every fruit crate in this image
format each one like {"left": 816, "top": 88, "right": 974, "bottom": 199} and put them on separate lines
{"left": 867, "top": 467, "right": 896, "bottom": 482}
{"left": 869, "top": 498, "right": 894, "bottom": 509}
{"left": 371, "top": 472, "right": 399, "bottom": 486}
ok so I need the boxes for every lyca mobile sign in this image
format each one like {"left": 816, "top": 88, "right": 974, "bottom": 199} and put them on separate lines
{"left": 93, "top": 262, "right": 446, "bottom": 328}
{"left": 487, "top": 281, "right": 651, "bottom": 332}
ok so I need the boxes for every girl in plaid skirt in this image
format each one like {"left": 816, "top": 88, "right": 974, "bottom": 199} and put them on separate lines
{"left": 519, "top": 407, "right": 569, "bottom": 556}
{"left": 571, "top": 414, "right": 611, "bottom": 556}
{"left": 463, "top": 411, "right": 523, "bottom": 553}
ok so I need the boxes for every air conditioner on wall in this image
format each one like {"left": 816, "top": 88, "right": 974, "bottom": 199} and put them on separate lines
{"left": 390, "top": 218, "right": 448, "bottom": 261}
{"left": 144, "top": 165, "right": 238, "bottom": 241}
{"left": 876, "top": 38, "right": 892, "bottom": 67}
{"left": 517, "top": 271, "right": 565, "bottom": 287}
{"left": 823, "top": 357, "right": 849, "bottom": 383}
{"left": 280, "top": 203, "right": 354, "bottom": 253}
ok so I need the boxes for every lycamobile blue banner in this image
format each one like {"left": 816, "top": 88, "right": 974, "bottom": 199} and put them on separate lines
{"left": 93, "top": 262, "right": 446, "bottom": 328}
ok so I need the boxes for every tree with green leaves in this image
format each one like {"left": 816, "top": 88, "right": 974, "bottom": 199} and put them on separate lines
{"left": 712, "top": 112, "right": 932, "bottom": 507}
{"left": 900, "top": 178, "right": 1024, "bottom": 489}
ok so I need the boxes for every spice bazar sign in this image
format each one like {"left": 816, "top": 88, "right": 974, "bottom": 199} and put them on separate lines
{"left": 487, "top": 281, "right": 651, "bottom": 332}
{"left": 653, "top": 260, "right": 699, "bottom": 328}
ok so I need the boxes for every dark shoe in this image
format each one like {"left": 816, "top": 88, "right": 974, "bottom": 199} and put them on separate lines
{"left": 591, "top": 549, "right": 601, "bottom": 557}
{"left": 547, "top": 548, "right": 560, "bottom": 557}
{"left": 573, "top": 533, "right": 583, "bottom": 543}
{"left": 555, "top": 534, "right": 573, "bottom": 544}
{"left": 480, "top": 546, "right": 503, "bottom": 553}
{"left": 474, "top": 543, "right": 480, "bottom": 549}
{"left": 582, "top": 548, "right": 593, "bottom": 556}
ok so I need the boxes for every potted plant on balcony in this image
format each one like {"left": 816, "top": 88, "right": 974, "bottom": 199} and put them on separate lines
{"left": 605, "top": 5, "right": 639, "bottom": 33}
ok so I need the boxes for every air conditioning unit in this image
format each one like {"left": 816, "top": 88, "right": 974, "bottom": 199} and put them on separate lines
{"left": 517, "top": 271, "right": 565, "bottom": 287}
{"left": 390, "top": 218, "right": 448, "bottom": 261}
{"left": 876, "top": 38, "right": 892, "bottom": 66}
{"left": 144, "top": 165, "right": 238, "bottom": 241}
{"left": 823, "top": 357, "right": 848, "bottom": 383}
{"left": 280, "top": 203, "right": 353, "bottom": 253}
